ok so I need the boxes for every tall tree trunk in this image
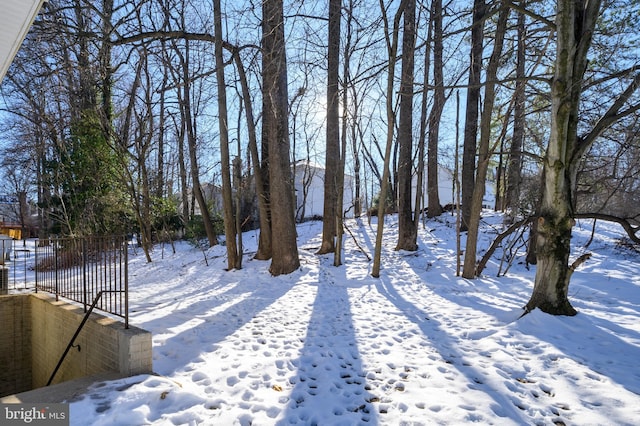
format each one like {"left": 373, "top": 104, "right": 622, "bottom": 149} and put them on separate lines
{"left": 525, "top": 0, "right": 602, "bottom": 315}
{"left": 349, "top": 72, "right": 363, "bottom": 219}
{"left": 181, "top": 39, "right": 218, "bottom": 247}
{"left": 505, "top": 8, "right": 526, "bottom": 221}
{"left": 460, "top": 0, "right": 485, "bottom": 232}
{"left": 372, "top": 0, "right": 404, "bottom": 277}
{"left": 214, "top": 0, "right": 240, "bottom": 269}
{"left": 426, "top": 0, "right": 444, "bottom": 218}
{"left": 396, "top": 0, "right": 417, "bottom": 251}
{"left": 139, "top": 48, "right": 154, "bottom": 251}
{"left": 335, "top": 0, "right": 356, "bottom": 266}
{"left": 262, "top": 0, "right": 300, "bottom": 275}
{"left": 178, "top": 118, "right": 190, "bottom": 229}
{"left": 414, "top": 3, "right": 432, "bottom": 227}
{"left": 116, "top": 57, "right": 153, "bottom": 262}
{"left": 462, "top": 4, "right": 509, "bottom": 278}
{"left": 156, "top": 56, "right": 167, "bottom": 199}
{"left": 232, "top": 49, "right": 272, "bottom": 260}
{"left": 73, "top": 1, "right": 95, "bottom": 117}
{"left": 99, "top": 0, "right": 114, "bottom": 129}
{"left": 319, "top": 0, "right": 341, "bottom": 255}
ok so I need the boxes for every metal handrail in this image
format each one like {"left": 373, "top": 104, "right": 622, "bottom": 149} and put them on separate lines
{"left": 46, "top": 290, "right": 125, "bottom": 386}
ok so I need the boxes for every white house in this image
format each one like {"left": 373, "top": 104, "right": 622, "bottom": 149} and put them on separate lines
{"left": 411, "top": 164, "right": 456, "bottom": 210}
{"left": 412, "top": 164, "right": 496, "bottom": 212}
{"left": 292, "top": 160, "right": 356, "bottom": 221}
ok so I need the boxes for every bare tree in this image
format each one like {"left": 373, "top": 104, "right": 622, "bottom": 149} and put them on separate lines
{"left": 460, "top": 0, "right": 485, "bottom": 232}
{"left": 372, "top": 0, "right": 405, "bottom": 277}
{"left": 175, "top": 37, "right": 218, "bottom": 247}
{"left": 114, "top": 49, "right": 154, "bottom": 262}
{"left": 214, "top": 0, "right": 240, "bottom": 269}
{"left": 318, "top": 0, "right": 342, "bottom": 256}
{"left": 425, "top": 0, "right": 445, "bottom": 218}
{"left": 504, "top": 8, "right": 526, "bottom": 220}
{"left": 396, "top": 0, "right": 417, "bottom": 251}
{"left": 231, "top": 47, "right": 273, "bottom": 260}
{"left": 462, "top": 4, "right": 510, "bottom": 278}
{"left": 525, "top": 0, "right": 640, "bottom": 315}
{"left": 262, "top": 0, "right": 300, "bottom": 275}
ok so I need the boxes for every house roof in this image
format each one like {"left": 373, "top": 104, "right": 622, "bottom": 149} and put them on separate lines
{"left": 0, "top": 0, "right": 46, "bottom": 83}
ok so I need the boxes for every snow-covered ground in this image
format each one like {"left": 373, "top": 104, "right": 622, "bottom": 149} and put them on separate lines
{"left": 25, "top": 212, "right": 640, "bottom": 424}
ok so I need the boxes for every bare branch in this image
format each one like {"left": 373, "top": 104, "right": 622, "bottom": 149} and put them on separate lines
{"left": 575, "top": 213, "right": 640, "bottom": 244}
{"left": 576, "top": 72, "right": 640, "bottom": 159}
{"left": 476, "top": 216, "right": 536, "bottom": 276}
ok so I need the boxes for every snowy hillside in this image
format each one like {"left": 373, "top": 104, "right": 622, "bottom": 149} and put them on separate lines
{"left": 69, "top": 211, "right": 640, "bottom": 425}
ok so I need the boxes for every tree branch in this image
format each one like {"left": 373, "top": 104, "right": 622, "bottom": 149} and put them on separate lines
{"left": 111, "top": 30, "right": 259, "bottom": 53}
{"left": 504, "top": 0, "right": 555, "bottom": 29}
{"left": 569, "top": 253, "right": 592, "bottom": 272}
{"left": 576, "top": 72, "right": 640, "bottom": 160}
{"left": 575, "top": 213, "right": 640, "bottom": 244}
{"left": 476, "top": 216, "right": 536, "bottom": 276}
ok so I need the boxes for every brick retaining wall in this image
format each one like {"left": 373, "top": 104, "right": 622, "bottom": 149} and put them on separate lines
{"left": 0, "top": 293, "right": 152, "bottom": 397}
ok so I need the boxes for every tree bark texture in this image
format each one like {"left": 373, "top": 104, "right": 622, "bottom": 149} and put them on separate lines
{"left": 396, "top": 0, "right": 417, "bottom": 251}
{"left": 462, "top": 4, "right": 509, "bottom": 279}
{"left": 460, "top": 0, "right": 485, "bottom": 232}
{"left": 233, "top": 49, "right": 272, "bottom": 260}
{"left": 426, "top": 0, "right": 444, "bottom": 218}
{"left": 319, "top": 0, "right": 341, "bottom": 255}
{"left": 262, "top": 0, "right": 300, "bottom": 275}
{"left": 504, "top": 9, "right": 526, "bottom": 219}
{"left": 525, "top": 0, "right": 601, "bottom": 315}
{"left": 214, "top": 0, "right": 240, "bottom": 269}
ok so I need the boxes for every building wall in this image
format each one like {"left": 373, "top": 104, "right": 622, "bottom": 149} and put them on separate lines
{"left": 0, "top": 294, "right": 32, "bottom": 397}
{"left": 30, "top": 293, "right": 153, "bottom": 388}
{"left": 0, "top": 293, "right": 152, "bottom": 397}
{"left": 293, "top": 162, "right": 357, "bottom": 220}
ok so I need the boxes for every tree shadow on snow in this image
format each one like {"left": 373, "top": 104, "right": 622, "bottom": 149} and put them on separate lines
{"left": 429, "top": 262, "right": 640, "bottom": 397}
{"left": 278, "top": 276, "right": 378, "bottom": 425}
{"left": 146, "top": 270, "right": 297, "bottom": 375}
{"left": 374, "top": 276, "right": 533, "bottom": 423}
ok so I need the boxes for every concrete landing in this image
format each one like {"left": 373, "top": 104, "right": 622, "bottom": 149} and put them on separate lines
{"left": 0, "top": 372, "right": 126, "bottom": 404}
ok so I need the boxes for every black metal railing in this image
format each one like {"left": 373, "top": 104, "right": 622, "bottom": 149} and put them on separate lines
{"left": 35, "top": 235, "right": 129, "bottom": 328}
{"left": 0, "top": 237, "right": 32, "bottom": 294}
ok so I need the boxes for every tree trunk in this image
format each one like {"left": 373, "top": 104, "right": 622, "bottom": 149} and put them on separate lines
{"left": 396, "top": 0, "right": 417, "bottom": 251}
{"left": 462, "top": 4, "right": 509, "bottom": 279}
{"left": 525, "top": 0, "right": 602, "bottom": 315}
{"left": 414, "top": 12, "right": 430, "bottom": 228}
{"left": 99, "top": 0, "right": 114, "bottom": 129}
{"left": 318, "top": 0, "right": 341, "bottom": 255}
{"left": 156, "top": 51, "right": 168, "bottom": 200}
{"left": 138, "top": 49, "right": 154, "bottom": 255}
{"left": 232, "top": 49, "right": 272, "bottom": 260}
{"left": 460, "top": 0, "right": 485, "bottom": 232}
{"left": 505, "top": 9, "right": 526, "bottom": 220}
{"left": 115, "top": 57, "right": 153, "bottom": 262}
{"left": 372, "top": 0, "right": 404, "bottom": 277}
{"left": 426, "top": 0, "right": 444, "bottom": 218}
{"left": 177, "top": 118, "right": 190, "bottom": 230}
{"left": 181, "top": 39, "right": 218, "bottom": 247}
{"left": 335, "top": 0, "right": 356, "bottom": 266}
{"left": 262, "top": 0, "right": 300, "bottom": 275}
{"left": 214, "top": 0, "right": 240, "bottom": 269}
